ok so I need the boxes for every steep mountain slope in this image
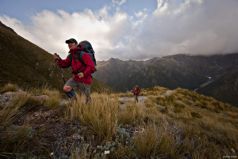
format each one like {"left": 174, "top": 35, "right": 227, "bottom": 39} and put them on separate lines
{"left": 0, "top": 21, "right": 108, "bottom": 92}
{"left": 197, "top": 67, "right": 238, "bottom": 106}
{"left": 0, "top": 21, "right": 64, "bottom": 89}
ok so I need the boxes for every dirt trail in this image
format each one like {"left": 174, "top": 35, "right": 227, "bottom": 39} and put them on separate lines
{"left": 119, "top": 96, "right": 147, "bottom": 103}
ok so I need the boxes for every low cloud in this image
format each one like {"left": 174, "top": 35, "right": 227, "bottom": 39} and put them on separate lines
{"left": 112, "top": 0, "right": 127, "bottom": 6}
{"left": 1, "top": 0, "right": 238, "bottom": 60}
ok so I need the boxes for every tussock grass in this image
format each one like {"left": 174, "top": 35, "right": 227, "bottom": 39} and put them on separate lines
{"left": 41, "top": 89, "right": 61, "bottom": 107}
{"left": 177, "top": 122, "right": 225, "bottom": 158}
{"left": 70, "top": 145, "right": 90, "bottom": 159}
{"left": 133, "top": 122, "right": 176, "bottom": 158}
{"left": 0, "top": 125, "right": 33, "bottom": 153}
{"left": 144, "top": 101, "right": 162, "bottom": 122}
{"left": 117, "top": 92, "right": 133, "bottom": 97}
{"left": 141, "top": 86, "right": 238, "bottom": 158}
{"left": 0, "top": 91, "right": 45, "bottom": 126}
{"left": 191, "top": 111, "right": 202, "bottom": 118}
{"left": 0, "top": 86, "right": 62, "bottom": 157}
{"left": 27, "top": 85, "right": 48, "bottom": 95}
{"left": 155, "top": 96, "right": 166, "bottom": 106}
{"left": 66, "top": 93, "right": 118, "bottom": 141}
{"left": 143, "top": 86, "right": 168, "bottom": 96}
{"left": 118, "top": 103, "right": 144, "bottom": 125}
{"left": 173, "top": 101, "right": 186, "bottom": 113}
{"left": 110, "top": 144, "right": 133, "bottom": 159}
{"left": 133, "top": 124, "right": 160, "bottom": 157}
{"left": 0, "top": 83, "right": 18, "bottom": 93}
{"left": 198, "top": 117, "right": 238, "bottom": 149}
{"left": 0, "top": 85, "right": 237, "bottom": 158}
{"left": 27, "top": 86, "right": 61, "bottom": 108}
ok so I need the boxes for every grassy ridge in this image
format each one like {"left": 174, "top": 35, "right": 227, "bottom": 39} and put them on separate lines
{"left": 95, "top": 54, "right": 238, "bottom": 106}
{"left": 1, "top": 84, "right": 237, "bottom": 158}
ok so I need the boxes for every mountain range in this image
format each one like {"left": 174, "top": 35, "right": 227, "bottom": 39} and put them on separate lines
{"left": 95, "top": 54, "right": 238, "bottom": 106}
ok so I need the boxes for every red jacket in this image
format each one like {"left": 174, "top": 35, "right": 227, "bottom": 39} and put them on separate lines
{"left": 131, "top": 86, "right": 141, "bottom": 96}
{"left": 56, "top": 48, "right": 95, "bottom": 84}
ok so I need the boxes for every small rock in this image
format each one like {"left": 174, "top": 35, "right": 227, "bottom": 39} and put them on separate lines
{"left": 104, "top": 150, "right": 110, "bottom": 155}
{"left": 97, "top": 145, "right": 103, "bottom": 150}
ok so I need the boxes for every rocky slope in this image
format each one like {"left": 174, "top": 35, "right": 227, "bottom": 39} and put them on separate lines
{"left": 0, "top": 84, "right": 237, "bottom": 158}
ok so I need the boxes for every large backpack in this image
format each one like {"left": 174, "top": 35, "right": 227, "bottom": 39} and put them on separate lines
{"left": 77, "top": 40, "right": 96, "bottom": 66}
{"left": 68, "top": 40, "right": 96, "bottom": 74}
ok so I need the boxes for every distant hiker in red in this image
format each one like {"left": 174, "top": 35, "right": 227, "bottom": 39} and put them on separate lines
{"left": 131, "top": 85, "right": 141, "bottom": 102}
{"left": 53, "top": 38, "right": 96, "bottom": 104}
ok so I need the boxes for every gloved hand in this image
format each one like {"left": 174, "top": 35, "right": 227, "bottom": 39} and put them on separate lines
{"left": 78, "top": 72, "right": 84, "bottom": 78}
{"left": 53, "top": 53, "right": 61, "bottom": 60}
{"left": 73, "top": 72, "right": 84, "bottom": 80}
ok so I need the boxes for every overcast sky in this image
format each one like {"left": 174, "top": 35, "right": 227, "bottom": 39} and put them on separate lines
{"left": 1, "top": 0, "right": 238, "bottom": 60}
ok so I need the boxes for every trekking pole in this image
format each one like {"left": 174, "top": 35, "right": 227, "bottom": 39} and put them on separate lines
{"left": 58, "top": 65, "right": 66, "bottom": 84}
{"left": 54, "top": 53, "right": 66, "bottom": 84}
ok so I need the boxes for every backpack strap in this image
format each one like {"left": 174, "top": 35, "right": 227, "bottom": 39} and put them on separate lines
{"left": 78, "top": 51, "right": 96, "bottom": 66}
{"left": 67, "top": 50, "right": 84, "bottom": 64}
{"left": 69, "top": 50, "right": 96, "bottom": 67}
{"left": 78, "top": 51, "right": 86, "bottom": 65}
{"left": 67, "top": 53, "right": 73, "bottom": 64}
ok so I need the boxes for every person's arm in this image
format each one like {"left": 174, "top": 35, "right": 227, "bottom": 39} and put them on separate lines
{"left": 56, "top": 54, "right": 71, "bottom": 68}
{"left": 81, "top": 53, "right": 95, "bottom": 77}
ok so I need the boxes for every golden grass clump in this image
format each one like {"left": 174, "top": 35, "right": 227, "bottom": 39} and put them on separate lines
{"left": 133, "top": 124, "right": 160, "bottom": 157}
{"left": 66, "top": 93, "right": 118, "bottom": 141}
{"left": 0, "top": 83, "right": 18, "bottom": 93}
{"left": 0, "top": 92, "right": 31, "bottom": 126}
{"left": 41, "top": 89, "right": 61, "bottom": 107}
{"left": 70, "top": 145, "right": 90, "bottom": 159}
{"left": 0, "top": 90, "right": 46, "bottom": 127}
{"left": 118, "top": 103, "right": 144, "bottom": 125}
{"left": 0, "top": 125, "right": 33, "bottom": 153}
{"left": 133, "top": 123, "right": 176, "bottom": 158}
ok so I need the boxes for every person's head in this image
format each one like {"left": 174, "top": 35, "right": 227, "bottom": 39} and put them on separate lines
{"left": 65, "top": 38, "right": 78, "bottom": 50}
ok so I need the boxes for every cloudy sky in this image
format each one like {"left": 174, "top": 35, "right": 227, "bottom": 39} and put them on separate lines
{"left": 1, "top": 0, "right": 238, "bottom": 60}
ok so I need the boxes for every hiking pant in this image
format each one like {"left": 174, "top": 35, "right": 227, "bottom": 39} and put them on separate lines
{"left": 135, "top": 95, "right": 139, "bottom": 102}
{"left": 64, "top": 78, "right": 91, "bottom": 103}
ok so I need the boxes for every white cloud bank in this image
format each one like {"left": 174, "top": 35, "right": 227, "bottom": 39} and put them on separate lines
{"left": 112, "top": 0, "right": 127, "bottom": 6}
{"left": 1, "top": 0, "right": 238, "bottom": 60}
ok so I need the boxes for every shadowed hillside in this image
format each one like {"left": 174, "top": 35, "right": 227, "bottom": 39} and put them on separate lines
{"left": 0, "top": 21, "right": 109, "bottom": 92}
{"left": 197, "top": 67, "right": 238, "bottom": 106}
{"left": 0, "top": 21, "right": 64, "bottom": 89}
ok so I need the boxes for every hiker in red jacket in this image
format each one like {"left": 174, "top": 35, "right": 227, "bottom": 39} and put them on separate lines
{"left": 53, "top": 38, "right": 95, "bottom": 104}
{"left": 131, "top": 85, "right": 141, "bottom": 102}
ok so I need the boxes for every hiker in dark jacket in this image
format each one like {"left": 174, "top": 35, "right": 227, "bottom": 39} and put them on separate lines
{"left": 53, "top": 38, "right": 95, "bottom": 104}
{"left": 131, "top": 85, "right": 141, "bottom": 102}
